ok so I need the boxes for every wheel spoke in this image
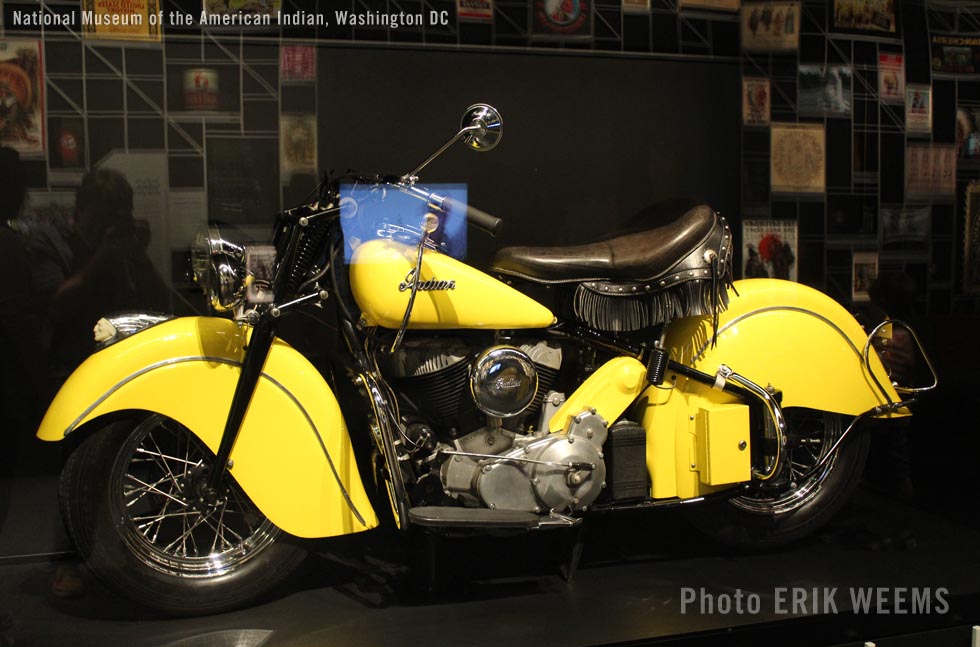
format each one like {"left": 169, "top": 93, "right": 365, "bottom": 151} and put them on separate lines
{"left": 139, "top": 497, "right": 176, "bottom": 542}
{"left": 125, "top": 473, "right": 188, "bottom": 508}
{"left": 142, "top": 431, "right": 200, "bottom": 477}
{"left": 208, "top": 499, "right": 243, "bottom": 553}
{"left": 133, "top": 509, "right": 198, "bottom": 526}
{"left": 225, "top": 490, "right": 258, "bottom": 534}
{"left": 206, "top": 507, "right": 246, "bottom": 549}
{"left": 165, "top": 508, "right": 211, "bottom": 555}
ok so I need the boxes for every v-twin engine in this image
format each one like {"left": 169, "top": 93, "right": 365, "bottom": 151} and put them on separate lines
{"left": 440, "top": 410, "right": 608, "bottom": 514}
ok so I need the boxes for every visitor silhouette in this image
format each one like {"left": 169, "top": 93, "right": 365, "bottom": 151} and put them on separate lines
{"left": 48, "top": 168, "right": 170, "bottom": 379}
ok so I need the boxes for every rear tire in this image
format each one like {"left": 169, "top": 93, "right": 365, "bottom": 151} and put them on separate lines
{"left": 685, "top": 409, "right": 869, "bottom": 549}
{"left": 60, "top": 413, "right": 307, "bottom": 615}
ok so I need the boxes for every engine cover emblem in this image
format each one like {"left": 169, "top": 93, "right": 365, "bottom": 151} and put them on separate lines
{"left": 470, "top": 346, "right": 538, "bottom": 418}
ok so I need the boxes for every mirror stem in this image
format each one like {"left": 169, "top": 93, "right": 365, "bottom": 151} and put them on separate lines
{"left": 402, "top": 123, "right": 483, "bottom": 183}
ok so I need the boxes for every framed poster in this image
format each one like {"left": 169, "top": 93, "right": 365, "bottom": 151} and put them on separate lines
{"left": 965, "top": 181, "right": 980, "bottom": 293}
{"left": 458, "top": 0, "right": 495, "bottom": 21}
{"left": 770, "top": 123, "right": 825, "bottom": 194}
{"left": 81, "top": 0, "right": 161, "bottom": 43}
{"left": 833, "top": 0, "right": 897, "bottom": 36}
{"left": 280, "top": 45, "right": 316, "bottom": 83}
{"left": 957, "top": 107, "right": 980, "bottom": 159}
{"left": 742, "top": 219, "right": 798, "bottom": 281}
{"left": 880, "top": 205, "right": 929, "bottom": 248}
{"left": 852, "top": 251, "right": 879, "bottom": 303}
{"left": 280, "top": 114, "right": 317, "bottom": 181}
{"left": 905, "top": 84, "right": 932, "bottom": 135}
{"left": 166, "top": 64, "right": 240, "bottom": 116}
{"left": 0, "top": 39, "right": 44, "bottom": 156}
{"left": 798, "top": 65, "right": 852, "bottom": 116}
{"left": 878, "top": 54, "right": 904, "bottom": 104}
{"left": 201, "top": 0, "right": 279, "bottom": 29}
{"left": 741, "top": 2, "right": 800, "bottom": 52}
{"left": 182, "top": 68, "right": 220, "bottom": 111}
{"left": 531, "top": 0, "right": 593, "bottom": 39}
{"left": 47, "top": 116, "right": 86, "bottom": 184}
{"left": 906, "top": 144, "right": 955, "bottom": 196}
{"left": 742, "top": 77, "right": 770, "bottom": 126}
{"left": 931, "top": 35, "right": 980, "bottom": 74}
{"left": 680, "top": 0, "right": 739, "bottom": 10}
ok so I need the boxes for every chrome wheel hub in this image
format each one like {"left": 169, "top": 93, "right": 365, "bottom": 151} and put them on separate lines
{"left": 731, "top": 409, "right": 842, "bottom": 515}
{"left": 109, "top": 414, "right": 280, "bottom": 578}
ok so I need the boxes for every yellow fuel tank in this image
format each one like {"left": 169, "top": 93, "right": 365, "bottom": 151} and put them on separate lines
{"left": 349, "top": 239, "right": 556, "bottom": 329}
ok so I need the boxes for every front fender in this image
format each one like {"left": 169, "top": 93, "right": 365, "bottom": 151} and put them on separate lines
{"left": 668, "top": 278, "right": 903, "bottom": 414}
{"left": 38, "top": 316, "right": 379, "bottom": 539}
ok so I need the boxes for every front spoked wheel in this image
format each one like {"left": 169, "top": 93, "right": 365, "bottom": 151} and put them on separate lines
{"left": 61, "top": 414, "right": 306, "bottom": 615}
{"left": 685, "top": 408, "right": 869, "bottom": 549}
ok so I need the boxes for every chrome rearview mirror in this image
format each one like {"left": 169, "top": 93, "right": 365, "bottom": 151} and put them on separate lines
{"left": 402, "top": 103, "right": 503, "bottom": 183}
{"left": 460, "top": 104, "right": 502, "bottom": 152}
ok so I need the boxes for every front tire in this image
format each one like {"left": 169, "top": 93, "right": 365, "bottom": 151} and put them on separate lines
{"left": 685, "top": 408, "right": 870, "bottom": 549}
{"left": 60, "top": 413, "right": 307, "bottom": 615}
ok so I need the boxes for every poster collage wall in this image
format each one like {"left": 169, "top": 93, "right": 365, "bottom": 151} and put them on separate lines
{"left": 1, "top": 1, "right": 976, "bottom": 305}
{"left": 0, "top": 0, "right": 322, "bottom": 292}
{"left": 739, "top": 0, "right": 965, "bottom": 302}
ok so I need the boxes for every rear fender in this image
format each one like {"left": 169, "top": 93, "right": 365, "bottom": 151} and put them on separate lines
{"left": 636, "top": 279, "right": 903, "bottom": 500}
{"left": 37, "top": 316, "right": 379, "bottom": 539}
{"left": 667, "top": 278, "right": 903, "bottom": 414}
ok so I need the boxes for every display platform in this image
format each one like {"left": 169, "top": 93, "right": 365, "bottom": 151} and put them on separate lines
{"left": 0, "top": 488, "right": 977, "bottom": 647}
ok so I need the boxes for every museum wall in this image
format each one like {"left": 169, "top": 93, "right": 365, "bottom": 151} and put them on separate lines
{"left": 0, "top": 0, "right": 979, "bottom": 557}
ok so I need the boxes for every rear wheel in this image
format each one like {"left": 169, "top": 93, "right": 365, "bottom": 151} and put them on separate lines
{"left": 685, "top": 408, "right": 869, "bottom": 549}
{"left": 60, "top": 413, "right": 307, "bottom": 615}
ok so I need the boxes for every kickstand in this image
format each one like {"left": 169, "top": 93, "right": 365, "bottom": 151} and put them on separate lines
{"left": 559, "top": 525, "right": 586, "bottom": 582}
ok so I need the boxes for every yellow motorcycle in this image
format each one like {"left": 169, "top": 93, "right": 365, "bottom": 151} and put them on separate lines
{"left": 37, "top": 105, "right": 936, "bottom": 615}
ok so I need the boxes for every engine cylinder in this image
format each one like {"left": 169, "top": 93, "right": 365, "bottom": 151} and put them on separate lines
{"left": 469, "top": 346, "right": 538, "bottom": 418}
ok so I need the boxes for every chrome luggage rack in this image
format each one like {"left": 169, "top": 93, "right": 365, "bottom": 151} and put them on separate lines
{"left": 863, "top": 319, "right": 939, "bottom": 400}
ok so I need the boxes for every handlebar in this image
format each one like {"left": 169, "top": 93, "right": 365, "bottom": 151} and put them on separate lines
{"left": 443, "top": 197, "right": 503, "bottom": 237}
{"left": 390, "top": 181, "right": 504, "bottom": 237}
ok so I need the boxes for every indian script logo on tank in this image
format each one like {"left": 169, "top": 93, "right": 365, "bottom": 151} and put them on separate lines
{"left": 398, "top": 268, "right": 456, "bottom": 292}
{"left": 534, "top": 0, "right": 589, "bottom": 34}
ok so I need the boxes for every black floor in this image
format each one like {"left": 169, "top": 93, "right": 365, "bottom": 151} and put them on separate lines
{"left": 1, "top": 484, "right": 978, "bottom": 647}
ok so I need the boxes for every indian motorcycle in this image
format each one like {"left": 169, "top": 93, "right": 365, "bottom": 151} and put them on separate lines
{"left": 37, "top": 104, "right": 936, "bottom": 615}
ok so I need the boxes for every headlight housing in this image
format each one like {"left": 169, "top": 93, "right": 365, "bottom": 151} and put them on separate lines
{"left": 192, "top": 226, "right": 246, "bottom": 313}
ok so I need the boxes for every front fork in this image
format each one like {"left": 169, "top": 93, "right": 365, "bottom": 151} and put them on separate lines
{"left": 205, "top": 315, "right": 278, "bottom": 497}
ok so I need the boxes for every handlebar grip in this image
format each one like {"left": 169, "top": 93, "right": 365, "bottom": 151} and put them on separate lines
{"left": 445, "top": 197, "right": 503, "bottom": 237}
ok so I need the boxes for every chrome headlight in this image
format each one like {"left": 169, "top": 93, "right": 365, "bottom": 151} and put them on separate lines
{"left": 192, "top": 226, "right": 245, "bottom": 312}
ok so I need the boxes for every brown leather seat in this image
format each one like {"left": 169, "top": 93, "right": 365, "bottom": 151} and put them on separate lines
{"left": 491, "top": 205, "right": 718, "bottom": 283}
